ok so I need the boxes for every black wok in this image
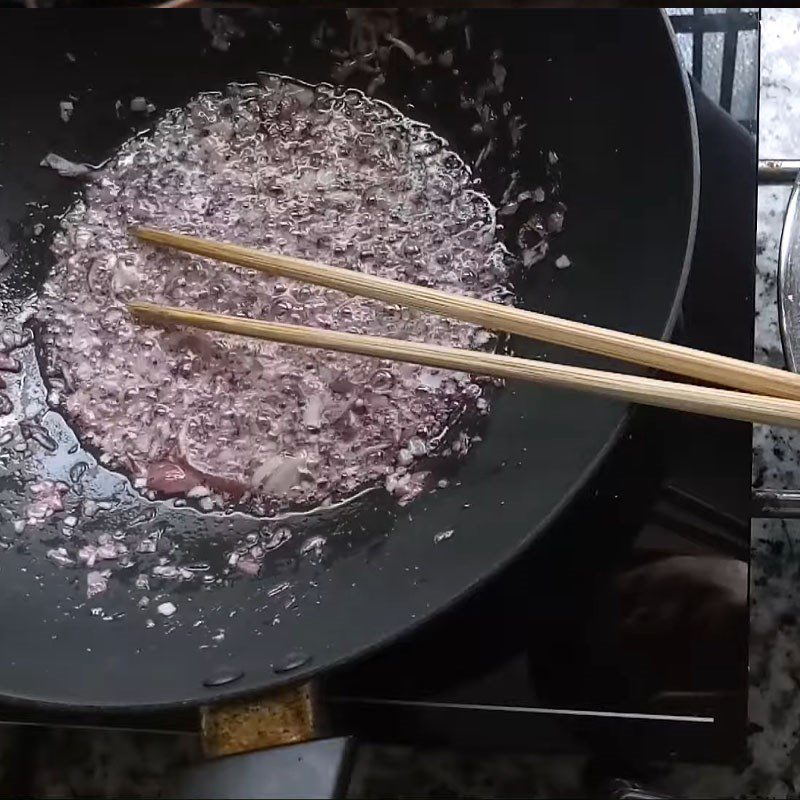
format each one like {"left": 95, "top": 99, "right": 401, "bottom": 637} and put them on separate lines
{"left": 0, "top": 8, "right": 697, "bottom": 711}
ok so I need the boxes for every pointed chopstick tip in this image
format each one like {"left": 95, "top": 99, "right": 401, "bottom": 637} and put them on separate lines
{"left": 128, "top": 300, "right": 164, "bottom": 325}
{"left": 128, "top": 225, "right": 165, "bottom": 244}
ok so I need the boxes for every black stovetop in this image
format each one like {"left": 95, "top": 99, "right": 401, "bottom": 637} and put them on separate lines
{"left": 324, "top": 18, "right": 758, "bottom": 760}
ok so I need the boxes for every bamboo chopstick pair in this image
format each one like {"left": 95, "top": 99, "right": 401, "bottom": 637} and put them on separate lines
{"left": 128, "top": 226, "right": 800, "bottom": 429}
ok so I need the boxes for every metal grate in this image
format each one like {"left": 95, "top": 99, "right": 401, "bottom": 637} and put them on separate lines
{"left": 668, "top": 7, "right": 759, "bottom": 134}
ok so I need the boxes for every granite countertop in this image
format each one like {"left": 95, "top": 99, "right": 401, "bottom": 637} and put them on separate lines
{"left": 5, "top": 9, "right": 800, "bottom": 800}
{"left": 744, "top": 9, "right": 800, "bottom": 799}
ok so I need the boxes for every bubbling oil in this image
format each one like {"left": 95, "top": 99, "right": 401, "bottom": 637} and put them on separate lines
{"left": 39, "top": 74, "right": 514, "bottom": 514}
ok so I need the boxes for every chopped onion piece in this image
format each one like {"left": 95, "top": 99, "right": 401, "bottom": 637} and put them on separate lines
{"left": 157, "top": 601, "right": 177, "bottom": 617}
{"left": 40, "top": 153, "right": 92, "bottom": 179}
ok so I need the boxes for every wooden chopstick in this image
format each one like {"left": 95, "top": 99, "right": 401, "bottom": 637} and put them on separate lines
{"left": 131, "top": 226, "right": 800, "bottom": 401}
{"left": 128, "top": 300, "right": 800, "bottom": 430}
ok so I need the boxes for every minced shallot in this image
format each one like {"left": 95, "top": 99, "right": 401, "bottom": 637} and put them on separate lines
{"left": 39, "top": 76, "right": 513, "bottom": 514}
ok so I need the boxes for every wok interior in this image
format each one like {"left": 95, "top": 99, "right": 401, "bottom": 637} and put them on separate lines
{"left": 0, "top": 9, "right": 695, "bottom": 709}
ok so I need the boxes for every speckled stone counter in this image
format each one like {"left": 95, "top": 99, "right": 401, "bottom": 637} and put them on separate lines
{"left": 7, "top": 9, "right": 800, "bottom": 800}
{"left": 740, "top": 9, "right": 800, "bottom": 799}
{"left": 754, "top": 9, "right": 800, "bottom": 491}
